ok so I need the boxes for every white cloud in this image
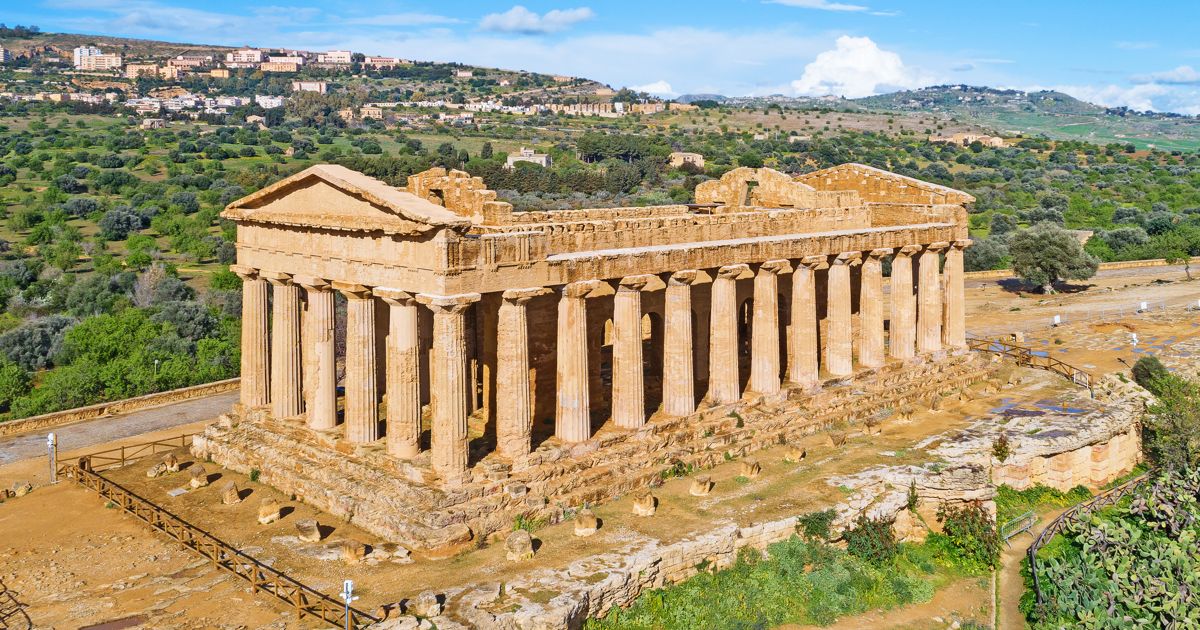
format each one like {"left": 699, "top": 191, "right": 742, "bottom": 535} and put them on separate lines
{"left": 479, "top": 6, "right": 595, "bottom": 34}
{"left": 1132, "top": 65, "right": 1200, "bottom": 85}
{"left": 631, "top": 80, "right": 676, "bottom": 96}
{"left": 766, "top": 0, "right": 869, "bottom": 11}
{"left": 791, "top": 35, "right": 932, "bottom": 98}
{"left": 1049, "top": 83, "right": 1171, "bottom": 112}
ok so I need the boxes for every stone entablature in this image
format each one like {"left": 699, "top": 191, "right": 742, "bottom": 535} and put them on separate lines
{"left": 214, "top": 161, "right": 975, "bottom": 545}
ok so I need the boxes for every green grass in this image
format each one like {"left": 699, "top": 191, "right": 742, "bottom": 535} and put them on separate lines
{"left": 995, "top": 484, "right": 1093, "bottom": 525}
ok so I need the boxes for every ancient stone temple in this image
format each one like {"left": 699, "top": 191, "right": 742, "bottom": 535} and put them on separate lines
{"left": 195, "top": 162, "right": 979, "bottom": 549}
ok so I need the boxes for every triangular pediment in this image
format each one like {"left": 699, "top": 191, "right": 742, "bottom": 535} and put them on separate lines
{"left": 222, "top": 164, "right": 471, "bottom": 235}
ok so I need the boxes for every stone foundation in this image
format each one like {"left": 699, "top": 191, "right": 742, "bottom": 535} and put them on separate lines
{"left": 193, "top": 352, "right": 995, "bottom": 550}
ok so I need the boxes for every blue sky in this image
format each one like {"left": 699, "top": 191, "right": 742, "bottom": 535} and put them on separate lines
{"left": 8, "top": 0, "right": 1200, "bottom": 113}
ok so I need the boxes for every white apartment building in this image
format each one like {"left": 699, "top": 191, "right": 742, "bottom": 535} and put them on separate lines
{"left": 0, "top": 47, "right": 10, "bottom": 63}
{"left": 290, "top": 80, "right": 327, "bottom": 94}
{"left": 269, "top": 55, "right": 306, "bottom": 66}
{"left": 78, "top": 54, "right": 123, "bottom": 71}
{"left": 226, "top": 48, "right": 264, "bottom": 64}
{"left": 254, "top": 95, "right": 285, "bottom": 109}
{"left": 317, "top": 50, "right": 352, "bottom": 64}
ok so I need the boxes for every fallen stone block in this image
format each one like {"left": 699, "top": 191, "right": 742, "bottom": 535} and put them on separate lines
{"left": 220, "top": 481, "right": 241, "bottom": 505}
{"left": 257, "top": 498, "right": 282, "bottom": 524}
{"left": 408, "top": 591, "right": 443, "bottom": 618}
{"left": 740, "top": 459, "right": 761, "bottom": 479}
{"left": 340, "top": 539, "right": 366, "bottom": 564}
{"left": 162, "top": 453, "right": 180, "bottom": 473}
{"left": 574, "top": 508, "right": 599, "bottom": 537}
{"left": 11, "top": 481, "right": 32, "bottom": 497}
{"left": 505, "top": 529, "right": 534, "bottom": 561}
{"left": 296, "top": 518, "right": 322, "bottom": 542}
{"left": 783, "top": 446, "right": 807, "bottom": 463}
{"left": 146, "top": 462, "right": 168, "bottom": 478}
{"left": 632, "top": 491, "right": 657, "bottom": 517}
{"left": 690, "top": 475, "right": 713, "bottom": 497}
{"left": 188, "top": 464, "right": 208, "bottom": 488}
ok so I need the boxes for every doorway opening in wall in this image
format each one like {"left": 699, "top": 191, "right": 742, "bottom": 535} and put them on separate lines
{"left": 738, "top": 298, "right": 753, "bottom": 391}
{"left": 644, "top": 312, "right": 664, "bottom": 415}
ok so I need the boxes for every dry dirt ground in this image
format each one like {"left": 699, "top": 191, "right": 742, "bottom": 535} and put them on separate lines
{"left": 0, "top": 265, "right": 1195, "bottom": 629}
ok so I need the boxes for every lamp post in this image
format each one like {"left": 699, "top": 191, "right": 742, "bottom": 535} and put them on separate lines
{"left": 339, "top": 579, "right": 358, "bottom": 630}
{"left": 154, "top": 358, "right": 160, "bottom": 378}
{"left": 47, "top": 432, "right": 58, "bottom": 484}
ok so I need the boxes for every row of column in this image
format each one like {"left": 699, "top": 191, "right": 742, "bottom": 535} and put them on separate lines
{"left": 232, "top": 239, "right": 967, "bottom": 479}
{"left": 547, "top": 240, "right": 969, "bottom": 447}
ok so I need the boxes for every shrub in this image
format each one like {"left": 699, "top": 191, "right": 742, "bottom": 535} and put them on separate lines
{"left": 98, "top": 207, "right": 144, "bottom": 241}
{"left": 1132, "top": 355, "right": 1170, "bottom": 395}
{"left": 935, "top": 502, "right": 1001, "bottom": 570}
{"left": 844, "top": 515, "right": 897, "bottom": 565}
{"left": 0, "top": 315, "right": 74, "bottom": 370}
{"left": 993, "top": 432, "right": 1011, "bottom": 462}
{"left": 796, "top": 509, "right": 837, "bottom": 541}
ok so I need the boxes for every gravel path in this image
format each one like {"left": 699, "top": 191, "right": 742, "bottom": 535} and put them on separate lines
{"left": 0, "top": 391, "right": 237, "bottom": 465}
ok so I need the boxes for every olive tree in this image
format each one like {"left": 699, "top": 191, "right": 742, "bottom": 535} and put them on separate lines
{"left": 1009, "top": 222, "right": 1099, "bottom": 293}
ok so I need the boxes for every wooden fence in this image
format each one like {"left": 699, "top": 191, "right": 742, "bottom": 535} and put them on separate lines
{"left": 0, "top": 577, "right": 31, "bottom": 630}
{"left": 58, "top": 441, "right": 380, "bottom": 629}
{"left": 1026, "top": 472, "right": 1151, "bottom": 608}
{"left": 967, "top": 337, "right": 1094, "bottom": 390}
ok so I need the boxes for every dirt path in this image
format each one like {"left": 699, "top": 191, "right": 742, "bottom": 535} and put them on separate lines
{"left": 997, "top": 507, "right": 1070, "bottom": 630}
{"left": 0, "top": 390, "right": 237, "bottom": 466}
{"left": 779, "top": 574, "right": 992, "bottom": 630}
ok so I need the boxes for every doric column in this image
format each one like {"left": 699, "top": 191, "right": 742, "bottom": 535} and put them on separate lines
{"left": 335, "top": 283, "right": 379, "bottom": 444}
{"left": 263, "top": 271, "right": 303, "bottom": 419}
{"left": 556, "top": 281, "right": 599, "bottom": 443}
{"left": 826, "top": 252, "right": 859, "bottom": 377}
{"left": 750, "top": 260, "right": 791, "bottom": 394}
{"left": 788, "top": 256, "right": 825, "bottom": 389}
{"left": 419, "top": 293, "right": 480, "bottom": 478}
{"left": 663, "top": 270, "right": 699, "bottom": 416}
{"left": 496, "top": 288, "right": 548, "bottom": 458}
{"left": 296, "top": 276, "right": 336, "bottom": 431}
{"left": 943, "top": 240, "right": 970, "bottom": 349}
{"left": 376, "top": 288, "right": 421, "bottom": 459}
{"left": 890, "top": 245, "right": 920, "bottom": 360}
{"left": 709, "top": 264, "right": 747, "bottom": 403}
{"left": 918, "top": 242, "right": 948, "bottom": 355}
{"left": 859, "top": 249, "right": 890, "bottom": 368}
{"left": 612, "top": 276, "right": 651, "bottom": 428}
{"left": 232, "top": 265, "right": 269, "bottom": 408}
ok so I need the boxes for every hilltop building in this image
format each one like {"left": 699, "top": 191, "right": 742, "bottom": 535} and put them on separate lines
{"left": 226, "top": 48, "right": 264, "bottom": 65}
{"left": 505, "top": 147, "right": 552, "bottom": 168}
{"left": 291, "top": 80, "right": 327, "bottom": 94}
{"left": 930, "top": 133, "right": 1005, "bottom": 148}
{"left": 72, "top": 45, "right": 101, "bottom": 67}
{"left": 669, "top": 152, "right": 705, "bottom": 169}
{"left": 198, "top": 162, "right": 973, "bottom": 549}
{"left": 317, "top": 50, "right": 352, "bottom": 64}
{"left": 261, "top": 62, "right": 299, "bottom": 73}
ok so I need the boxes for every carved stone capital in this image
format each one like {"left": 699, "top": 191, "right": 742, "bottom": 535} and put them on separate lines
{"left": 896, "top": 244, "right": 923, "bottom": 257}
{"left": 331, "top": 281, "right": 373, "bottom": 300}
{"left": 418, "top": 292, "right": 482, "bottom": 314}
{"left": 867, "top": 248, "right": 894, "bottom": 259}
{"left": 229, "top": 264, "right": 258, "bottom": 281}
{"left": 797, "top": 255, "right": 829, "bottom": 271}
{"left": 292, "top": 275, "right": 330, "bottom": 291}
{"left": 758, "top": 259, "right": 793, "bottom": 274}
{"left": 617, "top": 275, "right": 655, "bottom": 292}
{"left": 260, "top": 270, "right": 294, "bottom": 286}
{"left": 716, "top": 263, "right": 751, "bottom": 280}
{"left": 560, "top": 280, "right": 603, "bottom": 299}
{"left": 925, "top": 241, "right": 951, "bottom": 252}
{"left": 667, "top": 269, "right": 700, "bottom": 286}
{"left": 952, "top": 239, "right": 973, "bottom": 250}
{"left": 831, "top": 251, "right": 862, "bottom": 266}
{"left": 374, "top": 287, "right": 416, "bottom": 306}
{"left": 502, "top": 287, "right": 551, "bottom": 303}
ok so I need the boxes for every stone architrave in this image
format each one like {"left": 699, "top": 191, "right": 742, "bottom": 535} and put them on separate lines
{"left": 263, "top": 271, "right": 303, "bottom": 419}
{"left": 709, "top": 264, "right": 748, "bottom": 403}
{"left": 497, "top": 288, "right": 549, "bottom": 458}
{"left": 376, "top": 288, "right": 422, "bottom": 459}
{"left": 788, "top": 256, "right": 826, "bottom": 389}
{"left": 612, "top": 276, "right": 651, "bottom": 428}
{"left": 419, "top": 293, "right": 481, "bottom": 478}
{"left": 918, "top": 242, "right": 949, "bottom": 355}
{"left": 750, "top": 260, "right": 791, "bottom": 395}
{"left": 295, "top": 276, "right": 337, "bottom": 431}
{"left": 858, "top": 249, "right": 891, "bottom": 368}
{"left": 825, "top": 253, "right": 860, "bottom": 377}
{"left": 231, "top": 265, "right": 269, "bottom": 408}
{"left": 943, "top": 240, "right": 971, "bottom": 349}
{"left": 334, "top": 282, "right": 379, "bottom": 444}
{"left": 663, "top": 270, "right": 699, "bottom": 416}
{"left": 556, "top": 281, "right": 600, "bottom": 443}
{"left": 890, "top": 245, "right": 921, "bottom": 360}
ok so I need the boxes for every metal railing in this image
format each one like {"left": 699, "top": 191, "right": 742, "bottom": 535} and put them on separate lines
{"left": 1025, "top": 472, "right": 1151, "bottom": 608}
{"left": 969, "top": 296, "right": 1200, "bottom": 339}
{"left": 1000, "top": 510, "right": 1037, "bottom": 546}
{"left": 57, "top": 440, "right": 381, "bottom": 629}
{"left": 967, "top": 336, "right": 1094, "bottom": 390}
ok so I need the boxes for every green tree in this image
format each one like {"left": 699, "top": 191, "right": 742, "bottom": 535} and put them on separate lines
{"left": 1143, "top": 374, "right": 1200, "bottom": 470}
{"left": 1009, "top": 222, "right": 1099, "bottom": 293}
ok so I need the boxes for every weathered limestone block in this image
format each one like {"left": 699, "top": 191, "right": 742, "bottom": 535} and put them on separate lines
{"left": 784, "top": 446, "right": 807, "bottom": 463}
{"left": 408, "top": 591, "right": 443, "bottom": 618}
{"left": 257, "top": 498, "right": 282, "bottom": 524}
{"left": 690, "top": 476, "right": 713, "bottom": 497}
{"left": 146, "top": 462, "right": 167, "bottom": 478}
{"left": 296, "top": 518, "right": 322, "bottom": 542}
{"left": 220, "top": 480, "right": 241, "bottom": 505}
{"left": 11, "top": 481, "right": 32, "bottom": 497}
{"left": 341, "top": 539, "right": 367, "bottom": 564}
{"left": 632, "top": 492, "right": 657, "bottom": 517}
{"left": 505, "top": 529, "right": 535, "bottom": 561}
{"left": 162, "top": 453, "right": 180, "bottom": 472}
{"left": 574, "top": 508, "right": 599, "bottom": 537}
{"left": 739, "top": 459, "right": 761, "bottom": 479}
{"left": 828, "top": 432, "right": 847, "bottom": 448}
{"left": 188, "top": 464, "right": 208, "bottom": 488}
